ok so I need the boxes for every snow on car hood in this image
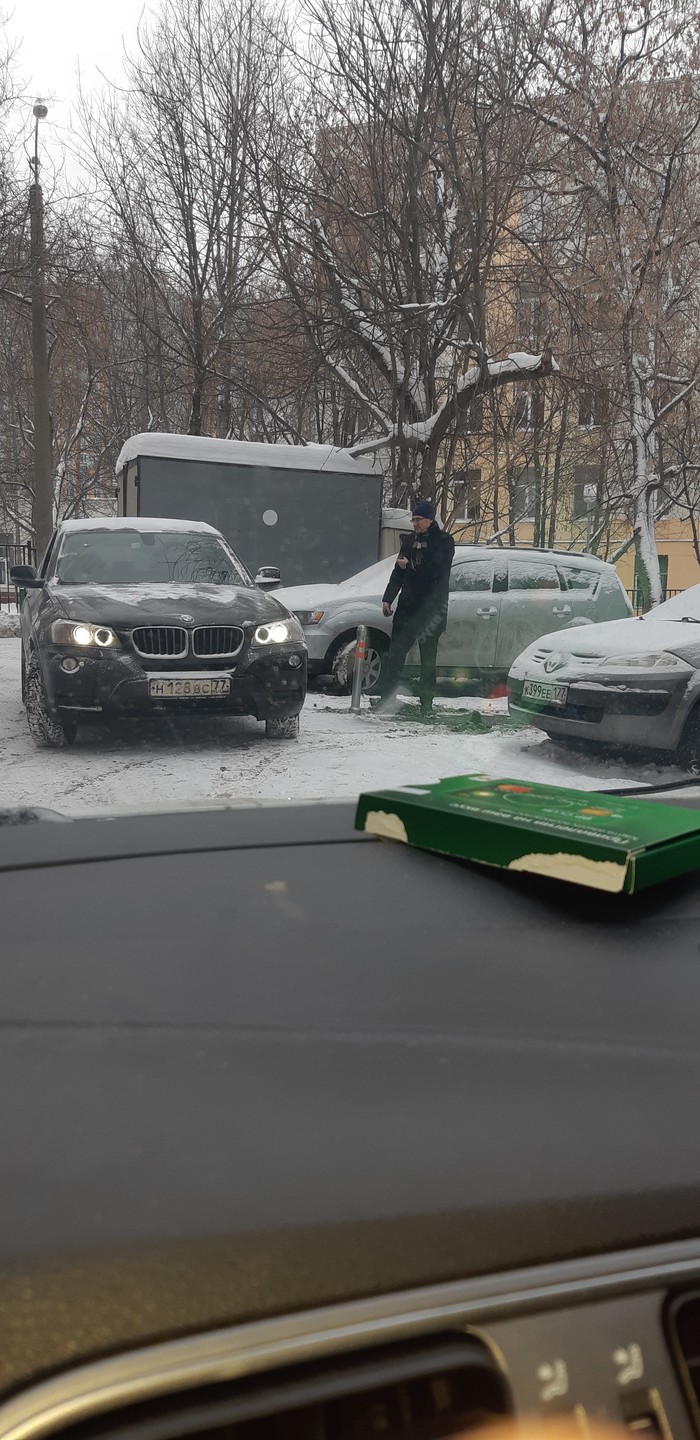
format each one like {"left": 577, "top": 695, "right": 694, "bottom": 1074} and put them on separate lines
{"left": 519, "top": 613, "right": 700, "bottom": 663}
{"left": 277, "top": 560, "right": 396, "bottom": 610}
{"left": 49, "top": 582, "right": 290, "bottom": 628}
{"left": 275, "top": 582, "right": 344, "bottom": 609}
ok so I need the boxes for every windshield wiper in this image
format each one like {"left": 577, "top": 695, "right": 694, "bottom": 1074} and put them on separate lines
{"left": 678, "top": 615, "right": 700, "bottom": 623}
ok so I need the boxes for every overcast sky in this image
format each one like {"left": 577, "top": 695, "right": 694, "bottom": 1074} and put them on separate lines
{"left": 11, "top": 0, "right": 151, "bottom": 168}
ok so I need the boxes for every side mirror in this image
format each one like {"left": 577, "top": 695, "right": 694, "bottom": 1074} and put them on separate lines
{"left": 10, "top": 565, "right": 44, "bottom": 589}
{"left": 255, "top": 566, "right": 282, "bottom": 591}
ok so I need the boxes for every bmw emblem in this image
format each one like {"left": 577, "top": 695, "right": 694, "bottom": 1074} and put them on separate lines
{"left": 181, "top": 614, "right": 195, "bottom": 625}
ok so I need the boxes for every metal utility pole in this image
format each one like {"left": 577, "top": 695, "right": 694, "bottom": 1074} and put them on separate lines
{"left": 29, "top": 101, "right": 53, "bottom": 562}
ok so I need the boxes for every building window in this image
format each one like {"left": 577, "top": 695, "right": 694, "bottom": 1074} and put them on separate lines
{"left": 577, "top": 387, "right": 607, "bottom": 428}
{"left": 452, "top": 468, "right": 481, "bottom": 521}
{"left": 513, "top": 386, "right": 544, "bottom": 431}
{"left": 466, "top": 393, "right": 483, "bottom": 433}
{"left": 513, "top": 467, "right": 539, "bottom": 521}
{"left": 79, "top": 450, "right": 98, "bottom": 477}
{"left": 572, "top": 466, "right": 601, "bottom": 519}
{"left": 515, "top": 284, "right": 542, "bottom": 343}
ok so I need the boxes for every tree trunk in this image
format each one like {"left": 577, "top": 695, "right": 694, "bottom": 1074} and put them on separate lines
{"left": 626, "top": 344, "right": 662, "bottom": 609}
{"left": 547, "top": 394, "right": 568, "bottom": 549}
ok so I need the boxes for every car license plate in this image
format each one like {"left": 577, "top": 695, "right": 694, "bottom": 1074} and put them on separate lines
{"left": 522, "top": 679, "right": 568, "bottom": 707}
{"left": 148, "top": 677, "right": 231, "bottom": 699}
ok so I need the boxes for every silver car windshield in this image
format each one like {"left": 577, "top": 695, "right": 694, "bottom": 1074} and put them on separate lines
{"left": 651, "top": 586, "right": 700, "bottom": 622}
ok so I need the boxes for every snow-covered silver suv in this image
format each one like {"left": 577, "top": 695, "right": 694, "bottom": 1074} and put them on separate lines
{"left": 277, "top": 546, "right": 631, "bottom": 692}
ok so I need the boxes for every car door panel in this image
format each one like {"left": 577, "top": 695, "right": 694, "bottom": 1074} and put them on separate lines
{"left": 495, "top": 559, "right": 573, "bottom": 669}
{"left": 437, "top": 558, "right": 499, "bottom": 673}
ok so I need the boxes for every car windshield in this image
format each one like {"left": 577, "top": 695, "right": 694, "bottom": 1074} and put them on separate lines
{"left": 4, "top": 0, "right": 700, "bottom": 826}
{"left": 342, "top": 558, "right": 397, "bottom": 590}
{"left": 341, "top": 547, "right": 471, "bottom": 591}
{"left": 650, "top": 586, "right": 700, "bottom": 622}
{"left": 55, "top": 531, "right": 250, "bottom": 588}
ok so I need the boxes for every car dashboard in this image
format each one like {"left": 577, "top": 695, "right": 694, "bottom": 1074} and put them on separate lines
{"left": 2, "top": 791, "right": 700, "bottom": 1440}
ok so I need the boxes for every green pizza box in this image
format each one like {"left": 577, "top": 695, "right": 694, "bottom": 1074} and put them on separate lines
{"left": 355, "top": 774, "right": 700, "bottom": 893}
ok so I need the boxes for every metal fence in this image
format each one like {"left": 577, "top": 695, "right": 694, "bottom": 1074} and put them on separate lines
{"left": 0, "top": 541, "right": 37, "bottom": 611}
{"left": 626, "top": 588, "right": 683, "bottom": 615}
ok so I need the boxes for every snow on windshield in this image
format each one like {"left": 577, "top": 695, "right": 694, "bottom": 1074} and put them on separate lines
{"left": 653, "top": 585, "right": 700, "bottom": 622}
{"left": 342, "top": 546, "right": 473, "bottom": 590}
{"left": 55, "top": 531, "right": 250, "bottom": 587}
{"left": 342, "top": 557, "right": 397, "bottom": 590}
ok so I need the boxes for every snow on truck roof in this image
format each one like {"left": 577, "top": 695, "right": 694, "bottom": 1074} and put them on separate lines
{"left": 58, "top": 518, "right": 220, "bottom": 535}
{"left": 115, "top": 433, "right": 381, "bottom": 476}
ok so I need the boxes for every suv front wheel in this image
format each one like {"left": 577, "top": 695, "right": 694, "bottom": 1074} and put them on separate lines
{"left": 331, "top": 633, "right": 387, "bottom": 695}
{"left": 25, "top": 654, "right": 78, "bottom": 749}
{"left": 264, "top": 713, "right": 299, "bottom": 740}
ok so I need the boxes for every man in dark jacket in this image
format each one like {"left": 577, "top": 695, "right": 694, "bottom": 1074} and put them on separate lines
{"left": 378, "top": 500, "right": 455, "bottom": 712}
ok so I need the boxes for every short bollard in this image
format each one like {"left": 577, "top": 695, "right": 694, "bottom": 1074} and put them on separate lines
{"left": 350, "top": 624, "right": 368, "bottom": 714}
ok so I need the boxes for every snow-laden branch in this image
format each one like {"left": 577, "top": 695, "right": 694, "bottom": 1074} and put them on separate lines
{"left": 329, "top": 360, "right": 392, "bottom": 435}
{"left": 484, "top": 509, "right": 534, "bottom": 545}
{"left": 312, "top": 217, "right": 404, "bottom": 393}
{"left": 646, "top": 378, "right": 697, "bottom": 437}
{"left": 433, "top": 168, "right": 458, "bottom": 306}
{"left": 349, "top": 351, "right": 558, "bottom": 457}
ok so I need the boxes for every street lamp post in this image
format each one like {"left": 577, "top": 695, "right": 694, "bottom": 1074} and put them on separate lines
{"left": 29, "top": 101, "right": 53, "bottom": 563}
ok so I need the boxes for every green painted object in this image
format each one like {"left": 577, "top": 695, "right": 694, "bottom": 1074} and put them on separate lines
{"left": 355, "top": 774, "right": 700, "bottom": 893}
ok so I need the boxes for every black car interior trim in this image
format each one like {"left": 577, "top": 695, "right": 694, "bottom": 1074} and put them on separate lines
{"left": 2, "top": 1241, "right": 700, "bottom": 1440}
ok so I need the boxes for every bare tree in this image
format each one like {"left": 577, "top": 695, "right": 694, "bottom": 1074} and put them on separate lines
{"left": 80, "top": 0, "right": 268, "bottom": 437}
{"left": 250, "top": 0, "right": 557, "bottom": 508}
{"left": 520, "top": 0, "right": 700, "bottom": 606}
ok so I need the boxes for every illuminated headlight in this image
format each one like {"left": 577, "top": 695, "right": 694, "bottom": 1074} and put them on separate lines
{"left": 599, "top": 651, "right": 687, "bottom": 670}
{"left": 294, "top": 610, "right": 325, "bottom": 626}
{"left": 51, "top": 620, "right": 120, "bottom": 648}
{"left": 253, "top": 618, "right": 306, "bottom": 646}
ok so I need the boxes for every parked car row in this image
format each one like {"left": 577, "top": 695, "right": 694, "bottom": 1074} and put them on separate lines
{"left": 13, "top": 518, "right": 700, "bottom": 770}
{"left": 276, "top": 545, "right": 632, "bottom": 693}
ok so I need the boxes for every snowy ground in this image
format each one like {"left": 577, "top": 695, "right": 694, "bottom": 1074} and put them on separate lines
{"left": 0, "top": 638, "right": 686, "bottom": 816}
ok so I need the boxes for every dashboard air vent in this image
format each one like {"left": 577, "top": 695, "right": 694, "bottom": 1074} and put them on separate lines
{"left": 54, "top": 1332, "right": 511, "bottom": 1440}
{"left": 667, "top": 1291, "right": 700, "bottom": 1432}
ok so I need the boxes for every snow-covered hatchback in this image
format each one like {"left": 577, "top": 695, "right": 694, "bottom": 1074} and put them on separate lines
{"left": 11, "top": 518, "right": 307, "bottom": 748}
{"left": 508, "top": 585, "right": 700, "bottom": 768}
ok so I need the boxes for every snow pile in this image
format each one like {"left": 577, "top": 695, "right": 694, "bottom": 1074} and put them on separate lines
{"left": 0, "top": 612, "right": 20, "bottom": 637}
{"left": 60, "top": 516, "right": 221, "bottom": 535}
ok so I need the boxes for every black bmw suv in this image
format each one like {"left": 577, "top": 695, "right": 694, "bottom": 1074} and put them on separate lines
{"left": 11, "top": 518, "right": 307, "bottom": 748}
